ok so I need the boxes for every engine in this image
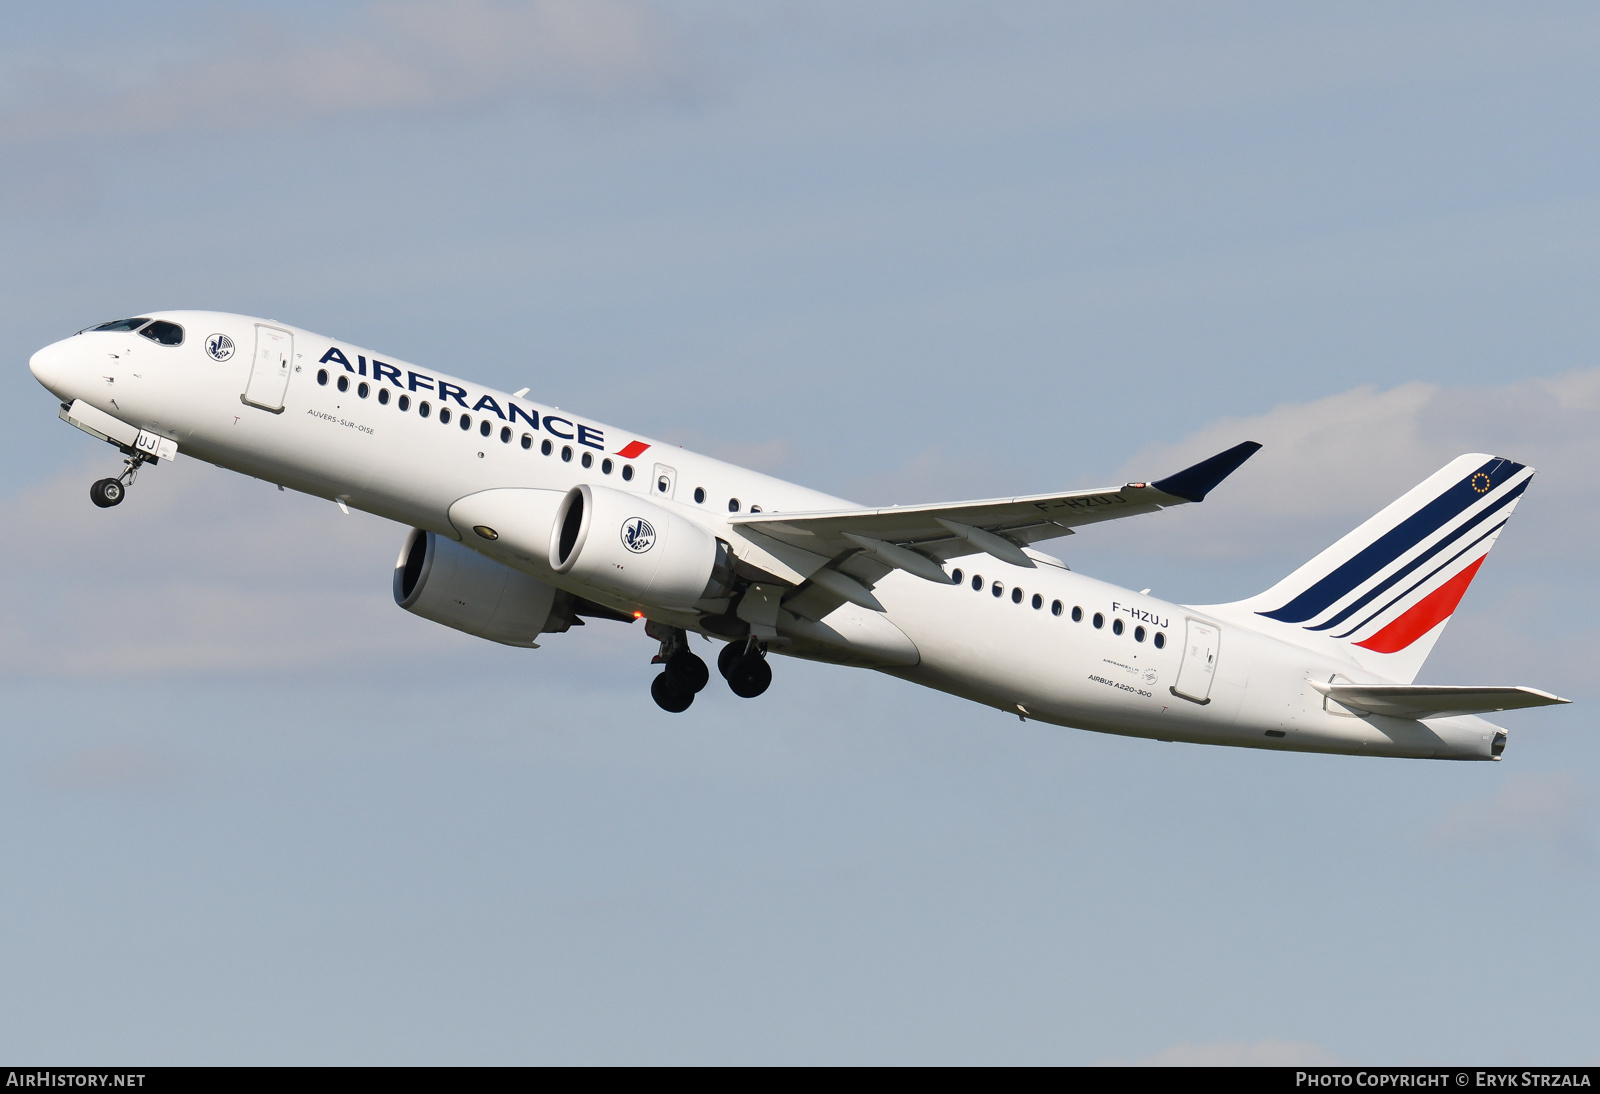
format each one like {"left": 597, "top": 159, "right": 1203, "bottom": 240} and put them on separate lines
{"left": 394, "top": 528, "right": 572, "bottom": 647}
{"left": 549, "top": 484, "right": 735, "bottom": 609}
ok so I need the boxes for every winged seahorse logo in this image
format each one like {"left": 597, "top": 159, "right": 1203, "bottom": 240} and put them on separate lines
{"left": 206, "top": 333, "right": 235, "bottom": 362}
{"left": 621, "top": 517, "right": 656, "bottom": 554}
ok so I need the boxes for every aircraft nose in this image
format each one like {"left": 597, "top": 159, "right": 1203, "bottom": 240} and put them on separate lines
{"left": 29, "top": 341, "right": 73, "bottom": 399}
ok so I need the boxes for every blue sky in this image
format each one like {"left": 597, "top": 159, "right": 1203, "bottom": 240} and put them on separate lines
{"left": 1, "top": 1, "right": 1596, "bottom": 1063}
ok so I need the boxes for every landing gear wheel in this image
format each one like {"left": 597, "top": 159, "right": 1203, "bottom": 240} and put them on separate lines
{"left": 717, "top": 641, "right": 743, "bottom": 680}
{"left": 651, "top": 671, "right": 694, "bottom": 713}
{"left": 89, "top": 478, "right": 125, "bottom": 508}
{"left": 727, "top": 653, "right": 772, "bottom": 699}
{"left": 667, "top": 651, "right": 710, "bottom": 693}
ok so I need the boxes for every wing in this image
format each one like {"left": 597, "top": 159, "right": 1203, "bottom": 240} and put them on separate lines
{"left": 1312, "top": 683, "right": 1569, "bottom": 720}
{"left": 731, "top": 441, "right": 1262, "bottom": 572}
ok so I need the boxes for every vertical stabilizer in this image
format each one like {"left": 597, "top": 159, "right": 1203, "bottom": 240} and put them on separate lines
{"left": 1224, "top": 454, "right": 1533, "bottom": 683}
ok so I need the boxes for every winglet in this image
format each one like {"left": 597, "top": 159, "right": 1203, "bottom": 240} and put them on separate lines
{"left": 1149, "top": 441, "right": 1262, "bottom": 503}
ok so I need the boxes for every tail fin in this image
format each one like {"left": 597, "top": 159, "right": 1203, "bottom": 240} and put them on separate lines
{"left": 1227, "top": 454, "right": 1534, "bottom": 683}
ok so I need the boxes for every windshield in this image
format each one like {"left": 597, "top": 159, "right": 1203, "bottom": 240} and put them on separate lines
{"left": 138, "top": 320, "right": 184, "bottom": 346}
{"left": 85, "top": 318, "right": 152, "bottom": 333}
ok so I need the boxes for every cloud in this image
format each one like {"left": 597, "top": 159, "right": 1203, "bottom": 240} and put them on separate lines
{"left": 0, "top": 0, "right": 693, "bottom": 145}
{"left": 1429, "top": 773, "right": 1593, "bottom": 862}
{"left": 1095, "top": 367, "right": 1600, "bottom": 567}
{"left": 1111, "top": 1038, "right": 1342, "bottom": 1066}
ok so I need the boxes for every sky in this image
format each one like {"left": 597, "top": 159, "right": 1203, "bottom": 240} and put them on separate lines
{"left": 1, "top": 0, "right": 1597, "bottom": 1064}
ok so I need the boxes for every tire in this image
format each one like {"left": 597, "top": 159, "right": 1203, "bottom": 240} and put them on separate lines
{"left": 717, "top": 641, "right": 744, "bottom": 680}
{"left": 89, "top": 478, "right": 124, "bottom": 508}
{"left": 727, "top": 654, "right": 772, "bottom": 699}
{"left": 666, "top": 651, "right": 710, "bottom": 693}
{"left": 650, "top": 672, "right": 694, "bottom": 713}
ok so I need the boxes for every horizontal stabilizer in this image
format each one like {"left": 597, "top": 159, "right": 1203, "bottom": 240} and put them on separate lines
{"left": 1311, "top": 682, "right": 1569, "bottom": 720}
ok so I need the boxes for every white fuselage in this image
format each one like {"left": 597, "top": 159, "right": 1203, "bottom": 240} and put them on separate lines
{"left": 29, "top": 311, "right": 1504, "bottom": 760}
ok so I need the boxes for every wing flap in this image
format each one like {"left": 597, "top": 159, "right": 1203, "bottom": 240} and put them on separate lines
{"left": 1312, "top": 683, "right": 1570, "bottom": 719}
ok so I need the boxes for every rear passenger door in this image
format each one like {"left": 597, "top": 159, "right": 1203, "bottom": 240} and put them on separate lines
{"left": 243, "top": 325, "right": 293, "bottom": 412}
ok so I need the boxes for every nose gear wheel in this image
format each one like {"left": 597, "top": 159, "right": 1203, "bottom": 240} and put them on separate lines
{"left": 89, "top": 478, "right": 124, "bottom": 508}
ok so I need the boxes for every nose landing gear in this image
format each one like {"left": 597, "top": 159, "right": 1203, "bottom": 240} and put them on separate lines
{"left": 89, "top": 478, "right": 125, "bottom": 508}
{"left": 88, "top": 452, "right": 152, "bottom": 508}
{"left": 646, "top": 621, "right": 711, "bottom": 713}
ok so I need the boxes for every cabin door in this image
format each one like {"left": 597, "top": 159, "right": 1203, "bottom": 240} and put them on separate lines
{"left": 1172, "top": 619, "right": 1220, "bottom": 703}
{"left": 244, "top": 325, "right": 293, "bottom": 412}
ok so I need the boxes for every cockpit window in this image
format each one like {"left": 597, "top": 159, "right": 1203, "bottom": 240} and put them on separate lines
{"left": 138, "top": 320, "right": 184, "bottom": 346}
{"left": 87, "top": 318, "right": 151, "bottom": 333}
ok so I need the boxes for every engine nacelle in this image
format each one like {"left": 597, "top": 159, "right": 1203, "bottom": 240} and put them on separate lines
{"left": 549, "top": 484, "right": 734, "bottom": 609}
{"left": 394, "top": 528, "right": 568, "bottom": 647}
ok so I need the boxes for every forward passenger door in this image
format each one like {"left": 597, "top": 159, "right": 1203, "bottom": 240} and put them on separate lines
{"left": 243, "top": 325, "right": 293, "bottom": 412}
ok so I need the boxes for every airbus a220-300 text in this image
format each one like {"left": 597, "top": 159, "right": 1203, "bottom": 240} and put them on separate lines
{"left": 29, "top": 312, "right": 1569, "bottom": 759}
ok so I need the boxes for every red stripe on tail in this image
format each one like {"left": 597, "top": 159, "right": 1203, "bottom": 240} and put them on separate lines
{"left": 1354, "top": 556, "right": 1486, "bottom": 654}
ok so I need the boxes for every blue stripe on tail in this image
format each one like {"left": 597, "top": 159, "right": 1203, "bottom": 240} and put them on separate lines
{"left": 1304, "top": 478, "right": 1528, "bottom": 632}
{"left": 1259, "top": 458, "right": 1522, "bottom": 625}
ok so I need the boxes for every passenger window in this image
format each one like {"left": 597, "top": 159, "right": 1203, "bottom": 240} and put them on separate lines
{"left": 378, "top": 388, "right": 390, "bottom": 405}
{"left": 971, "top": 574, "right": 983, "bottom": 591}
{"left": 694, "top": 487, "right": 705, "bottom": 503}
{"left": 581, "top": 452, "right": 593, "bottom": 468}
{"left": 398, "top": 394, "right": 410, "bottom": 411}
{"left": 991, "top": 582, "right": 1003, "bottom": 598}
{"left": 1072, "top": 606, "right": 1083, "bottom": 622}
{"left": 479, "top": 419, "right": 491, "bottom": 437}
{"left": 952, "top": 568, "right": 963, "bottom": 584}
{"left": 602, "top": 458, "right": 613, "bottom": 474}
{"left": 1051, "top": 600, "right": 1062, "bottom": 616}
{"left": 541, "top": 439, "right": 552, "bottom": 456}
{"left": 137, "top": 320, "right": 183, "bottom": 346}
{"left": 750, "top": 505, "right": 762, "bottom": 513}
{"left": 316, "top": 369, "right": 328, "bottom": 386}
{"left": 439, "top": 407, "right": 450, "bottom": 424}
{"left": 1112, "top": 618, "right": 1124, "bottom": 635}
{"left": 728, "top": 498, "right": 740, "bottom": 512}
{"left": 1134, "top": 625, "right": 1146, "bottom": 642}
{"left": 562, "top": 446, "right": 573, "bottom": 462}
{"left": 1154, "top": 632, "right": 1166, "bottom": 649}
{"left": 337, "top": 375, "right": 349, "bottom": 393}
{"left": 1031, "top": 593, "right": 1042, "bottom": 610}
{"left": 621, "top": 464, "right": 634, "bottom": 481}
{"left": 419, "top": 401, "right": 431, "bottom": 418}
{"left": 1011, "top": 587, "right": 1023, "bottom": 604}
{"left": 1092, "top": 612, "right": 1104, "bottom": 629}
{"left": 357, "top": 382, "right": 369, "bottom": 399}
{"left": 500, "top": 426, "right": 511, "bottom": 443}
{"left": 89, "top": 318, "right": 151, "bottom": 333}
{"left": 521, "top": 434, "right": 532, "bottom": 450}
{"left": 460, "top": 414, "right": 472, "bottom": 431}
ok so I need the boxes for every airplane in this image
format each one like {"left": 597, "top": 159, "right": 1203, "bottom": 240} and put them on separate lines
{"left": 27, "top": 311, "right": 1568, "bottom": 760}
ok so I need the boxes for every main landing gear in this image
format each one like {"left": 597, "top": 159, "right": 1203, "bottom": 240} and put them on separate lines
{"left": 645, "top": 624, "right": 774, "bottom": 712}
{"left": 89, "top": 452, "right": 152, "bottom": 509}
{"left": 718, "top": 638, "right": 772, "bottom": 699}
{"left": 647, "top": 622, "right": 711, "bottom": 713}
